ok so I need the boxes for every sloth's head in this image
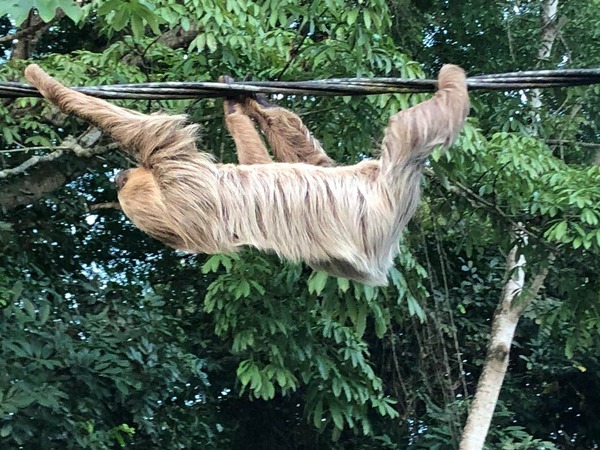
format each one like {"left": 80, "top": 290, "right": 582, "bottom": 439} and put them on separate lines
{"left": 115, "top": 168, "right": 185, "bottom": 249}
{"left": 115, "top": 167, "right": 157, "bottom": 212}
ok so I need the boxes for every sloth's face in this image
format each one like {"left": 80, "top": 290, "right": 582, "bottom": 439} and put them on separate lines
{"left": 115, "top": 167, "right": 185, "bottom": 248}
{"left": 115, "top": 167, "right": 158, "bottom": 212}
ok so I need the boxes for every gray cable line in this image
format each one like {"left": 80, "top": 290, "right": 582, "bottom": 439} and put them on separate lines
{"left": 2, "top": 68, "right": 600, "bottom": 100}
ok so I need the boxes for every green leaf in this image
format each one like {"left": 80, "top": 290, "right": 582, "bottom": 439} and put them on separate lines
{"left": 308, "top": 271, "right": 328, "bottom": 295}
{"left": 275, "top": 370, "right": 287, "bottom": 388}
{"left": 582, "top": 208, "right": 598, "bottom": 225}
{"left": 2, "top": 126, "right": 14, "bottom": 145}
{"left": 316, "top": 357, "right": 330, "bottom": 380}
{"left": 337, "top": 277, "right": 349, "bottom": 293}
{"left": 346, "top": 9, "right": 358, "bottom": 26}
{"left": 555, "top": 221, "right": 568, "bottom": 240}
{"left": 237, "top": 361, "right": 254, "bottom": 385}
{"left": 145, "top": 12, "right": 162, "bottom": 35}
{"left": 194, "top": 34, "right": 207, "bottom": 52}
{"left": 0, "top": 424, "right": 12, "bottom": 438}
{"left": 23, "top": 298, "right": 35, "bottom": 318}
{"left": 263, "top": 381, "right": 275, "bottom": 399}
{"left": 0, "top": 0, "right": 34, "bottom": 25}
{"left": 130, "top": 16, "right": 145, "bottom": 38}
{"left": 363, "top": 9, "right": 371, "bottom": 29}
{"left": 373, "top": 309, "right": 386, "bottom": 338}
{"left": 565, "top": 341, "right": 574, "bottom": 359}
{"left": 38, "top": 304, "right": 50, "bottom": 324}
{"left": 312, "top": 400, "right": 324, "bottom": 428}
{"left": 112, "top": 9, "right": 129, "bottom": 31}
{"left": 11, "top": 281, "right": 24, "bottom": 302}
{"left": 60, "top": 1, "right": 83, "bottom": 23}
{"left": 97, "top": 0, "right": 119, "bottom": 15}
{"left": 250, "top": 370, "right": 262, "bottom": 391}
{"left": 201, "top": 255, "right": 220, "bottom": 273}
{"left": 356, "top": 304, "right": 367, "bottom": 336}
{"left": 407, "top": 296, "right": 426, "bottom": 321}
{"left": 181, "top": 16, "right": 191, "bottom": 31}
{"left": 330, "top": 406, "right": 344, "bottom": 429}
{"left": 363, "top": 285, "right": 377, "bottom": 301}
{"left": 35, "top": 0, "right": 58, "bottom": 22}
{"left": 206, "top": 33, "right": 217, "bottom": 52}
{"left": 332, "top": 378, "right": 342, "bottom": 397}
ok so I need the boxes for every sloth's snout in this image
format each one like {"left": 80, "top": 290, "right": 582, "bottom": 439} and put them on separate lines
{"left": 115, "top": 170, "right": 130, "bottom": 191}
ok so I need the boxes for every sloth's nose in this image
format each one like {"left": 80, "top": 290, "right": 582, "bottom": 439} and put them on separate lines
{"left": 115, "top": 170, "right": 130, "bottom": 191}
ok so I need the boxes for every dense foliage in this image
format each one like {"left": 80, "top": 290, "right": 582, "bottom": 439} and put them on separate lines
{"left": 0, "top": 0, "right": 599, "bottom": 448}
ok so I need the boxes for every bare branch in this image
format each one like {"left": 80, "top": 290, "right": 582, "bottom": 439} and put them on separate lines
{"left": 88, "top": 202, "right": 121, "bottom": 211}
{"left": 0, "top": 129, "right": 110, "bottom": 180}
{"left": 0, "top": 154, "right": 101, "bottom": 212}
{"left": 0, "top": 146, "right": 68, "bottom": 154}
{"left": 0, "top": 147, "right": 67, "bottom": 179}
{"left": 0, "top": 128, "right": 116, "bottom": 212}
{"left": 546, "top": 139, "right": 600, "bottom": 149}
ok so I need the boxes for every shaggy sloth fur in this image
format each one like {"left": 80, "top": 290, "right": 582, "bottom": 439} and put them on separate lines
{"left": 24, "top": 64, "right": 469, "bottom": 285}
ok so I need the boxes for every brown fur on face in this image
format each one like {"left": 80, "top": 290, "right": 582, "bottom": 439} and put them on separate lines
{"left": 115, "top": 168, "right": 183, "bottom": 248}
{"left": 24, "top": 64, "right": 469, "bottom": 285}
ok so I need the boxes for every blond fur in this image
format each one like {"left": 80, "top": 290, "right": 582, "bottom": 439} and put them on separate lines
{"left": 24, "top": 64, "right": 469, "bottom": 285}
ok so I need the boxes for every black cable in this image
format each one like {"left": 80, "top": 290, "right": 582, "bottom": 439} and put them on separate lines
{"left": 2, "top": 68, "right": 600, "bottom": 100}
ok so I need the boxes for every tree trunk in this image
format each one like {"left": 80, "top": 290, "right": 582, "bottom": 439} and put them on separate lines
{"left": 538, "top": 0, "right": 560, "bottom": 60}
{"left": 459, "top": 249, "right": 550, "bottom": 449}
{"left": 531, "top": 0, "right": 560, "bottom": 109}
{"left": 459, "top": 249, "right": 524, "bottom": 450}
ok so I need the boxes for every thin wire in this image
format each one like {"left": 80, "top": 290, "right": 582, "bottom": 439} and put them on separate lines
{"left": 3, "top": 68, "right": 600, "bottom": 100}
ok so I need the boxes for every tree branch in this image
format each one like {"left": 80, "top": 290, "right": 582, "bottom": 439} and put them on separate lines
{"left": 121, "top": 24, "right": 199, "bottom": 66}
{"left": 88, "top": 202, "right": 121, "bottom": 211}
{"left": 0, "top": 129, "right": 117, "bottom": 212}
{"left": 0, "top": 130, "right": 108, "bottom": 180}
{"left": 424, "top": 168, "right": 541, "bottom": 242}
{"left": 546, "top": 139, "right": 600, "bottom": 149}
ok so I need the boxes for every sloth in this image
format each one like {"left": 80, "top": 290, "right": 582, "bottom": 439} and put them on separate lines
{"left": 24, "top": 64, "right": 469, "bottom": 286}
